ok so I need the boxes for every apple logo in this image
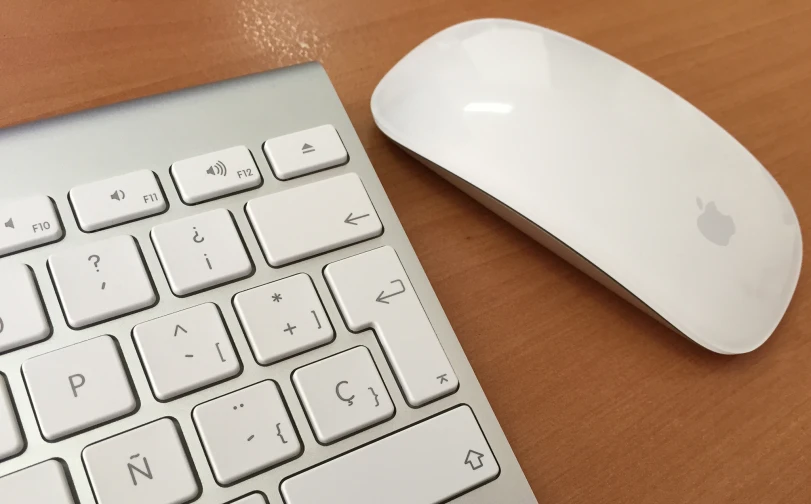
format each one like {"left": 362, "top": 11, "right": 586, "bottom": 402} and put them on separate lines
{"left": 697, "top": 198, "right": 735, "bottom": 246}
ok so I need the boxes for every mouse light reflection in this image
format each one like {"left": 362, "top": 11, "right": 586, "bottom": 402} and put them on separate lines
{"left": 463, "top": 102, "right": 513, "bottom": 113}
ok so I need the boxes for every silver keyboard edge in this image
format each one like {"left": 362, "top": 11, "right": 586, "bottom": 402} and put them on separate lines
{"left": 0, "top": 62, "right": 537, "bottom": 504}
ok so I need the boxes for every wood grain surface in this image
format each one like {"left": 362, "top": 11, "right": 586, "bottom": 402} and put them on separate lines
{"left": 2, "top": 1, "right": 810, "bottom": 502}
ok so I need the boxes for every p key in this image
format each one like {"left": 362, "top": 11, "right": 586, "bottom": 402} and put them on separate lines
{"left": 325, "top": 246, "right": 458, "bottom": 407}
{"left": 22, "top": 335, "right": 137, "bottom": 441}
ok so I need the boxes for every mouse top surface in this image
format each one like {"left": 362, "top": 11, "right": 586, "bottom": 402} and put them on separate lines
{"left": 371, "top": 18, "right": 802, "bottom": 354}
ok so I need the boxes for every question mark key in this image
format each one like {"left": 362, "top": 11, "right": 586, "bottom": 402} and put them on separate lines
{"left": 48, "top": 235, "right": 156, "bottom": 328}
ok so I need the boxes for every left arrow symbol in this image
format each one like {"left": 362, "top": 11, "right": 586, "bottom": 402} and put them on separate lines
{"left": 344, "top": 212, "right": 370, "bottom": 225}
{"left": 174, "top": 324, "right": 187, "bottom": 337}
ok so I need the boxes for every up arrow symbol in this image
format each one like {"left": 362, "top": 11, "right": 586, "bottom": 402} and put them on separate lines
{"left": 464, "top": 450, "right": 485, "bottom": 471}
{"left": 173, "top": 324, "right": 188, "bottom": 337}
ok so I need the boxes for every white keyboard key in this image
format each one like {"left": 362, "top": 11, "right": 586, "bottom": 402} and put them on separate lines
{"left": 232, "top": 493, "right": 267, "bottom": 504}
{"left": 134, "top": 303, "right": 240, "bottom": 401}
{"left": 69, "top": 170, "right": 167, "bottom": 231}
{"left": 246, "top": 173, "right": 382, "bottom": 266}
{"left": 23, "top": 335, "right": 137, "bottom": 440}
{"left": 281, "top": 405, "right": 498, "bottom": 504}
{"left": 264, "top": 124, "right": 347, "bottom": 180}
{"left": 293, "top": 346, "right": 394, "bottom": 444}
{"left": 0, "top": 459, "right": 76, "bottom": 504}
{"left": 49, "top": 235, "right": 156, "bottom": 328}
{"left": 171, "top": 145, "right": 262, "bottom": 204}
{"left": 0, "top": 263, "right": 50, "bottom": 354}
{"left": 83, "top": 418, "right": 199, "bottom": 504}
{"left": 0, "top": 374, "right": 24, "bottom": 460}
{"left": 234, "top": 274, "right": 333, "bottom": 364}
{"left": 325, "top": 246, "right": 458, "bottom": 407}
{"left": 0, "top": 196, "right": 63, "bottom": 256}
{"left": 152, "top": 209, "right": 253, "bottom": 296}
{"left": 192, "top": 380, "right": 301, "bottom": 485}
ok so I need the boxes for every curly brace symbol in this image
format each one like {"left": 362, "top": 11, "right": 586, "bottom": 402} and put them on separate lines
{"left": 276, "top": 423, "right": 288, "bottom": 444}
{"left": 368, "top": 387, "right": 380, "bottom": 407}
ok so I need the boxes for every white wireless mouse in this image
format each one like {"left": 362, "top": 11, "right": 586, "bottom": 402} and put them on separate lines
{"left": 371, "top": 18, "right": 802, "bottom": 354}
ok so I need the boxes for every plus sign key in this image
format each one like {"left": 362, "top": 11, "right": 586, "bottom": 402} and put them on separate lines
{"left": 234, "top": 274, "right": 334, "bottom": 364}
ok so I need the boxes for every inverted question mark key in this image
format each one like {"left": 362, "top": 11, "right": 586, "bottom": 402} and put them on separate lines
{"left": 48, "top": 235, "right": 157, "bottom": 328}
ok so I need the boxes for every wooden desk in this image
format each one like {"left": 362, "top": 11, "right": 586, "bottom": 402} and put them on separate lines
{"left": 2, "top": 0, "right": 809, "bottom": 502}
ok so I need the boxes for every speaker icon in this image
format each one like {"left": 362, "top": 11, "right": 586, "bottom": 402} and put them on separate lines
{"left": 206, "top": 160, "right": 227, "bottom": 177}
{"left": 110, "top": 189, "right": 126, "bottom": 201}
{"left": 3, "top": 218, "right": 13, "bottom": 229}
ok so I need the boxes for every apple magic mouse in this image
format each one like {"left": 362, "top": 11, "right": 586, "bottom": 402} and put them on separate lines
{"left": 371, "top": 18, "right": 802, "bottom": 354}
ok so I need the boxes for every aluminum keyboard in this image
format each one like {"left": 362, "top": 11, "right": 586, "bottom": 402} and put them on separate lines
{"left": 0, "top": 62, "right": 537, "bottom": 504}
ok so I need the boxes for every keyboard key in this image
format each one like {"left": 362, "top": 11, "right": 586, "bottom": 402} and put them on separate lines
{"left": 152, "top": 209, "right": 253, "bottom": 296}
{"left": 264, "top": 124, "right": 347, "bottom": 180}
{"left": 0, "top": 263, "right": 50, "bottom": 354}
{"left": 325, "top": 246, "right": 458, "bottom": 407}
{"left": 0, "top": 196, "right": 63, "bottom": 257}
{"left": 192, "top": 380, "right": 301, "bottom": 485}
{"left": 69, "top": 170, "right": 167, "bottom": 231}
{"left": 281, "top": 405, "right": 498, "bottom": 504}
{"left": 171, "top": 145, "right": 262, "bottom": 204}
{"left": 234, "top": 274, "right": 333, "bottom": 365}
{"left": 133, "top": 303, "right": 240, "bottom": 401}
{"left": 232, "top": 493, "right": 268, "bottom": 504}
{"left": 0, "top": 374, "right": 24, "bottom": 461}
{"left": 23, "top": 335, "right": 137, "bottom": 441}
{"left": 83, "top": 418, "right": 199, "bottom": 504}
{"left": 292, "top": 346, "right": 394, "bottom": 444}
{"left": 246, "top": 173, "right": 382, "bottom": 266}
{"left": 0, "top": 459, "right": 76, "bottom": 504}
{"left": 49, "top": 235, "right": 156, "bottom": 328}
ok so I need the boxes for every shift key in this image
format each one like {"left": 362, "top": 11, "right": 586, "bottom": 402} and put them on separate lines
{"left": 281, "top": 405, "right": 498, "bottom": 504}
{"left": 246, "top": 173, "right": 382, "bottom": 266}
